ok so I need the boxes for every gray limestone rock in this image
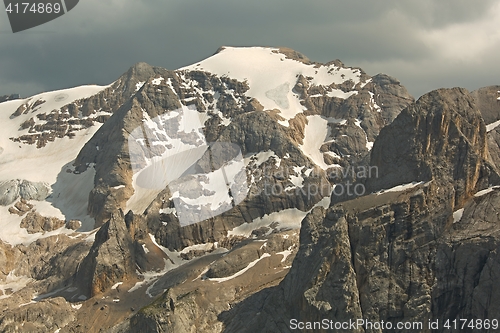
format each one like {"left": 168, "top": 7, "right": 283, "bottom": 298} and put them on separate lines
{"left": 20, "top": 211, "right": 66, "bottom": 233}
{"left": 74, "top": 210, "right": 138, "bottom": 297}
{"left": 472, "top": 85, "right": 500, "bottom": 125}
{"left": 366, "top": 88, "right": 497, "bottom": 206}
{"left": 0, "top": 297, "right": 76, "bottom": 333}
{"left": 0, "top": 179, "right": 50, "bottom": 206}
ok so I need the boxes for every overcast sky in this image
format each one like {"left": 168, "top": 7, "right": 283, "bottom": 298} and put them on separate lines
{"left": 1, "top": 0, "right": 499, "bottom": 99}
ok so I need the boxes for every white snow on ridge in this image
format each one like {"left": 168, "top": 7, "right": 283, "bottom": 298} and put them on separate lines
{"left": 277, "top": 247, "right": 293, "bottom": 263}
{"left": 486, "top": 119, "right": 500, "bottom": 132}
{"left": 288, "top": 166, "right": 305, "bottom": 189}
{"left": 206, "top": 253, "right": 271, "bottom": 283}
{"left": 180, "top": 242, "right": 216, "bottom": 254}
{"left": 228, "top": 194, "right": 331, "bottom": 238}
{"left": 0, "top": 204, "right": 83, "bottom": 246}
{"left": 228, "top": 208, "right": 308, "bottom": 238}
{"left": 179, "top": 47, "right": 361, "bottom": 124}
{"left": 360, "top": 78, "right": 372, "bottom": 88}
{"left": 0, "top": 85, "right": 108, "bottom": 185}
{"left": 474, "top": 186, "right": 500, "bottom": 197}
{"left": 375, "top": 181, "right": 425, "bottom": 195}
{"left": 327, "top": 89, "right": 358, "bottom": 99}
{"left": 0, "top": 85, "right": 109, "bottom": 245}
{"left": 368, "top": 92, "right": 382, "bottom": 113}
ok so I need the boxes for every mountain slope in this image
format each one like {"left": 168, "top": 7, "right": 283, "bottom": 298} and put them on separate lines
{"left": 0, "top": 46, "right": 417, "bottom": 333}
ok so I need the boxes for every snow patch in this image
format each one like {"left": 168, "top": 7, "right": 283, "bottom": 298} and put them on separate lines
{"left": 327, "top": 89, "right": 358, "bottom": 99}
{"left": 0, "top": 272, "right": 32, "bottom": 299}
{"left": 152, "top": 77, "right": 164, "bottom": 85}
{"left": 111, "top": 282, "right": 123, "bottom": 290}
{"left": 375, "top": 181, "right": 425, "bottom": 195}
{"left": 206, "top": 253, "right": 271, "bottom": 283}
{"left": 474, "top": 186, "right": 500, "bottom": 197}
{"left": 299, "top": 115, "right": 335, "bottom": 170}
{"left": 360, "top": 78, "right": 372, "bottom": 88}
{"left": 179, "top": 242, "right": 216, "bottom": 254}
{"left": 135, "top": 81, "right": 145, "bottom": 91}
{"left": 277, "top": 247, "right": 293, "bottom": 262}
{"left": 159, "top": 207, "right": 177, "bottom": 216}
{"left": 180, "top": 47, "right": 361, "bottom": 125}
{"left": 453, "top": 208, "right": 464, "bottom": 223}
{"left": 265, "top": 82, "right": 290, "bottom": 109}
{"left": 486, "top": 119, "right": 500, "bottom": 132}
{"left": 228, "top": 208, "right": 307, "bottom": 237}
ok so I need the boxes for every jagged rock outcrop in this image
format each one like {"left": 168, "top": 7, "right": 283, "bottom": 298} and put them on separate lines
{"left": 6, "top": 48, "right": 486, "bottom": 333}
{"left": 127, "top": 231, "right": 300, "bottom": 333}
{"left": 8, "top": 63, "right": 168, "bottom": 148}
{"left": 216, "top": 88, "right": 500, "bottom": 333}
{"left": 371, "top": 74, "right": 414, "bottom": 123}
{"left": 74, "top": 210, "right": 139, "bottom": 297}
{"left": 0, "top": 297, "right": 76, "bottom": 333}
{"left": 366, "top": 88, "right": 497, "bottom": 206}
{"left": 7, "top": 198, "right": 33, "bottom": 216}
{"left": 20, "top": 211, "right": 66, "bottom": 233}
{"left": 433, "top": 188, "right": 500, "bottom": 323}
{"left": 472, "top": 85, "right": 500, "bottom": 125}
{"left": 476, "top": 85, "right": 500, "bottom": 171}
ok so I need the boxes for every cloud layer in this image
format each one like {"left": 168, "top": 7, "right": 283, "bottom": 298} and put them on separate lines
{"left": 1, "top": 0, "right": 499, "bottom": 98}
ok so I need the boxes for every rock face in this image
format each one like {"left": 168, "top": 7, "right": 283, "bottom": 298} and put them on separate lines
{"left": 8, "top": 63, "right": 166, "bottom": 148}
{"left": 127, "top": 231, "right": 300, "bottom": 333}
{"left": 69, "top": 48, "right": 414, "bottom": 264}
{"left": 367, "top": 88, "right": 496, "bottom": 206}
{"left": 214, "top": 88, "right": 500, "bottom": 333}
{"left": 20, "top": 211, "right": 66, "bottom": 233}
{"left": 75, "top": 210, "right": 139, "bottom": 297}
{"left": 4, "top": 47, "right": 498, "bottom": 333}
{"left": 0, "top": 297, "right": 76, "bottom": 333}
{"left": 472, "top": 85, "right": 500, "bottom": 125}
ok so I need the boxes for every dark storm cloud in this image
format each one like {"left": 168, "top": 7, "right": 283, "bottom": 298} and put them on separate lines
{"left": 0, "top": 0, "right": 499, "bottom": 99}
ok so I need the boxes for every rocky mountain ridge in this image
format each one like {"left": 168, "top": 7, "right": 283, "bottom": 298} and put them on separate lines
{"left": 0, "top": 46, "right": 498, "bottom": 333}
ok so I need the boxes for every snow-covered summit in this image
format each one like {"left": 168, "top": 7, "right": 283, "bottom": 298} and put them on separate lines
{"left": 180, "top": 46, "right": 368, "bottom": 122}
